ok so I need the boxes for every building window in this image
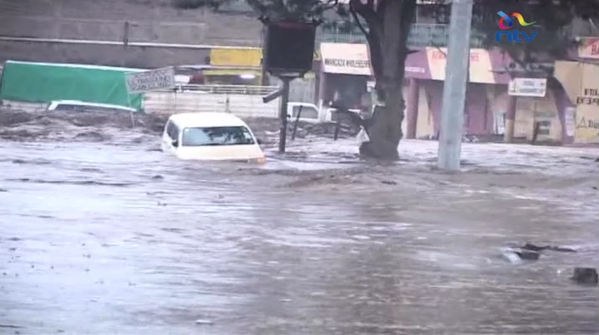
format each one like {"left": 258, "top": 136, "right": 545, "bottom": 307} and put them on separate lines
{"left": 537, "top": 121, "right": 551, "bottom": 135}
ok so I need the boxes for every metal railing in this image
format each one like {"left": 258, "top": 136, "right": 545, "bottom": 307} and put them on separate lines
{"left": 166, "top": 84, "right": 279, "bottom": 95}
{"left": 317, "top": 23, "right": 486, "bottom": 48}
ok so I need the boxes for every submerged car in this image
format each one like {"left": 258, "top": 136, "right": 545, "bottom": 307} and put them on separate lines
{"left": 161, "top": 112, "right": 266, "bottom": 163}
{"left": 47, "top": 100, "right": 137, "bottom": 113}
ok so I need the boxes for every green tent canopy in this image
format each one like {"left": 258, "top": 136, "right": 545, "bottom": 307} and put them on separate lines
{"left": 0, "top": 61, "right": 144, "bottom": 110}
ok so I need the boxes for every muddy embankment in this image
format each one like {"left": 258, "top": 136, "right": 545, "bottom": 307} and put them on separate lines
{"left": 0, "top": 108, "right": 359, "bottom": 144}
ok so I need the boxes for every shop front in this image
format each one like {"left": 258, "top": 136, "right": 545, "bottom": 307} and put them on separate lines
{"left": 317, "top": 43, "right": 501, "bottom": 140}
{"left": 555, "top": 60, "right": 599, "bottom": 144}
{"left": 318, "top": 43, "right": 372, "bottom": 111}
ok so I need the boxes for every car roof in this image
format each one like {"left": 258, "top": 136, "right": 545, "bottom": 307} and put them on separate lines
{"left": 168, "top": 112, "right": 248, "bottom": 128}
{"left": 50, "top": 100, "right": 136, "bottom": 112}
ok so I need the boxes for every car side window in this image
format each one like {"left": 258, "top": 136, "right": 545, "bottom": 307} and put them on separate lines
{"left": 166, "top": 121, "right": 180, "bottom": 140}
{"left": 292, "top": 105, "right": 319, "bottom": 119}
{"left": 54, "top": 104, "right": 77, "bottom": 111}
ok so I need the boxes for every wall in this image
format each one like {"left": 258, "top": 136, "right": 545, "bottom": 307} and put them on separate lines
{"left": 269, "top": 76, "right": 318, "bottom": 104}
{"left": 551, "top": 61, "right": 599, "bottom": 144}
{"left": 0, "top": 40, "right": 211, "bottom": 69}
{"left": 144, "top": 91, "right": 279, "bottom": 118}
{"left": 1, "top": 91, "right": 280, "bottom": 119}
{"left": 0, "top": 0, "right": 262, "bottom": 67}
{"left": 573, "top": 64, "right": 599, "bottom": 143}
{"left": 0, "top": 101, "right": 47, "bottom": 112}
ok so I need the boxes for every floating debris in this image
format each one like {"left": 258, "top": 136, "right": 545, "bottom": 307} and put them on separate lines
{"left": 195, "top": 319, "right": 214, "bottom": 325}
{"left": 571, "top": 267, "right": 598, "bottom": 286}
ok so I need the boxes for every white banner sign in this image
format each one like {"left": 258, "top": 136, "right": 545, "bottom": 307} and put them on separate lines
{"left": 508, "top": 78, "right": 547, "bottom": 97}
{"left": 564, "top": 106, "right": 576, "bottom": 137}
{"left": 125, "top": 67, "right": 175, "bottom": 94}
{"left": 321, "top": 43, "right": 372, "bottom": 75}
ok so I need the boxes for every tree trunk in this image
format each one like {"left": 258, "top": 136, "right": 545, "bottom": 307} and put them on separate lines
{"left": 359, "top": 85, "right": 404, "bottom": 160}
{"left": 353, "top": 0, "right": 416, "bottom": 160}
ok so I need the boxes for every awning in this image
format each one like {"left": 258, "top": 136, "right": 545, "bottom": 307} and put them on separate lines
{"left": 426, "top": 47, "right": 495, "bottom": 84}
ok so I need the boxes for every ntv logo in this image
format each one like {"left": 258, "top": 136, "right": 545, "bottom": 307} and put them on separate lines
{"left": 495, "top": 11, "right": 537, "bottom": 42}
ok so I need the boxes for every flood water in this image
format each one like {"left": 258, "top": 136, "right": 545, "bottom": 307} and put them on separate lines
{"left": 1, "top": 113, "right": 598, "bottom": 335}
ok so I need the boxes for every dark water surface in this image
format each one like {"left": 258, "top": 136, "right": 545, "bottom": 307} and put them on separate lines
{"left": 1, "top": 138, "right": 598, "bottom": 335}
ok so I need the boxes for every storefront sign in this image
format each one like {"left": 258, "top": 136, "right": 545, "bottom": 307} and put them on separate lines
{"left": 508, "top": 78, "right": 547, "bottom": 97}
{"left": 320, "top": 43, "right": 372, "bottom": 75}
{"left": 426, "top": 47, "right": 494, "bottom": 83}
{"left": 430, "top": 49, "right": 480, "bottom": 62}
{"left": 210, "top": 48, "right": 262, "bottom": 67}
{"left": 125, "top": 67, "right": 175, "bottom": 94}
{"left": 406, "top": 66, "right": 426, "bottom": 73}
{"left": 576, "top": 88, "right": 599, "bottom": 106}
{"left": 578, "top": 37, "right": 599, "bottom": 59}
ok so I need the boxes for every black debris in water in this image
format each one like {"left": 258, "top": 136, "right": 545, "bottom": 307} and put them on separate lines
{"left": 501, "top": 243, "right": 577, "bottom": 264}
{"left": 514, "top": 249, "right": 541, "bottom": 261}
{"left": 522, "top": 243, "right": 577, "bottom": 253}
{"left": 571, "top": 268, "right": 598, "bottom": 286}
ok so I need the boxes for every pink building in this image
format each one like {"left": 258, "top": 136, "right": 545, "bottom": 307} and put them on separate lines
{"left": 317, "top": 42, "right": 582, "bottom": 144}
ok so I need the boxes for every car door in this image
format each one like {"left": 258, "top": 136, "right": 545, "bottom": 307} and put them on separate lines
{"left": 161, "top": 121, "right": 179, "bottom": 153}
{"left": 289, "top": 104, "right": 321, "bottom": 123}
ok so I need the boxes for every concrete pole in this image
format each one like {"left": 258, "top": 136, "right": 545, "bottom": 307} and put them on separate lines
{"left": 437, "top": 0, "right": 474, "bottom": 171}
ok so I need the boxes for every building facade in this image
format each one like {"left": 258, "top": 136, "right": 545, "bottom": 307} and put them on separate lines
{"left": 316, "top": 41, "right": 597, "bottom": 144}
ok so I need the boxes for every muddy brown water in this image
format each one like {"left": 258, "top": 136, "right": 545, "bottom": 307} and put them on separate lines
{"left": 1, "top": 110, "right": 598, "bottom": 335}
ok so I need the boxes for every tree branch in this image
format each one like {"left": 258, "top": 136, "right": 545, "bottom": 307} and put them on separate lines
{"left": 349, "top": 3, "right": 369, "bottom": 38}
{"left": 349, "top": 0, "right": 384, "bottom": 80}
{"left": 589, "top": 18, "right": 598, "bottom": 32}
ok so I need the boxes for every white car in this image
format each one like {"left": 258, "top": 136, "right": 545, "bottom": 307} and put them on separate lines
{"left": 286, "top": 102, "right": 367, "bottom": 124}
{"left": 161, "top": 112, "right": 266, "bottom": 163}
{"left": 47, "top": 100, "right": 137, "bottom": 113}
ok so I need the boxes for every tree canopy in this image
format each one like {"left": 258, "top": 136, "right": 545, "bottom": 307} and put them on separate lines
{"left": 175, "top": 0, "right": 599, "bottom": 69}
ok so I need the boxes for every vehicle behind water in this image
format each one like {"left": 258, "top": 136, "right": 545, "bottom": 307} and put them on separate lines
{"left": 287, "top": 102, "right": 370, "bottom": 124}
{"left": 161, "top": 112, "right": 266, "bottom": 163}
{"left": 46, "top": 100, "right": 137, "bottom": 113}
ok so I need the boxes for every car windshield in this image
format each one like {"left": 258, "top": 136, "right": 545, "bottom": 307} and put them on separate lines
{"left": 181, "top": 126, "right": 255, "bottom": 146}
{"left": 52, "top": 104, "right": 79, "bottom": 111}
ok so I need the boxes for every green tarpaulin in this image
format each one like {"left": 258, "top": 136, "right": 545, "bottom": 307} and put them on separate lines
{"left": 0, "top": 61, "right": 143, "bottom": 110}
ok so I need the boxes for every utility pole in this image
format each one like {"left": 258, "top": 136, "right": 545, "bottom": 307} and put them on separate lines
{"left": 437, "top": 0, "right": 474, "bottom": 171}
{"left": 278, "top": 78, "right": 291, "bottom": 153}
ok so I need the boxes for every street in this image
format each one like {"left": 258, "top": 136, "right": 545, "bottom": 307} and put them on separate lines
{"left": 1, "top": 111, "right": 598, "bottom": 334}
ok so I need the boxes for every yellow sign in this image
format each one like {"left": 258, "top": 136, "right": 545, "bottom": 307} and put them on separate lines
{"left": 574, "top": 63, "right": 599, "bottom": 143}
{"left": 209, "top": 47, "right": 319, "bottom": 68}
{"left": 210, "top": 48, "right": 262, "bottom": 67}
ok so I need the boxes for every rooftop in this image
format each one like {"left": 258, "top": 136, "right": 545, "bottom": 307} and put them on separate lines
{"left": 169, "top": 112, "right": 248, "bottom": 128}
